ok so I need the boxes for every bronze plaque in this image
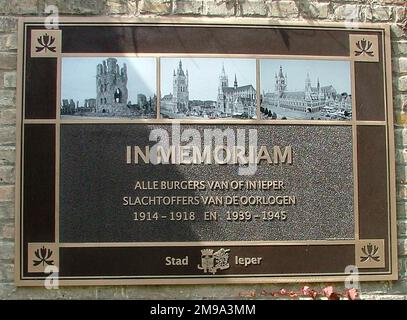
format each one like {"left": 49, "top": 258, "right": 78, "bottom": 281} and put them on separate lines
{"left": 15, "top": 18, "right": 397, "bottom": 286}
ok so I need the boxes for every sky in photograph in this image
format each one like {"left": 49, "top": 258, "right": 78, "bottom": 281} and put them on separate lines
{"left": 61, "top": 57, "right": 156, "bottom": 105}
{"left": 161, "top": 58, "right": 256, "bottom": 101}
{"left": 260, "top": 59, "right": 352, "bottom": 94}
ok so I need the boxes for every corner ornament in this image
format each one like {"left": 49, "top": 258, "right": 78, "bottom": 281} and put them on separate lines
{"left": 356, "top": 239, "right": 385, "bottom": 269}
{"left": 28, "top": 243, "right": 59, "bottom": 273}
{"left": 349, "top": 34, "right": 379, "bottom": 62}
{"left": 354, "top": 38, "right": 374, "bottom": 57}
{"left": 30, "top": 29, "right": 61, "bottom": 58}
{"left": 33, "top": 246, "right": 55, "bottom": 267}
{"left": 35, "top": 33, "right": 57, "bottom": 53}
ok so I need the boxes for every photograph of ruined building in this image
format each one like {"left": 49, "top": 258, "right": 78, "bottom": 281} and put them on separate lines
{"left": 61, "top": 57, "right": 157, "bottom": 119}
{"left": 260, "top": 59, "right": 352, "bottom": 121}
{"left": 160, "top": 58, "right": 257, "bottom": 119}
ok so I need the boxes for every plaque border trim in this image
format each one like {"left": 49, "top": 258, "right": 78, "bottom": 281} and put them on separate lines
{"left": 15, "top": 17, "right": 398, "bottom": 286}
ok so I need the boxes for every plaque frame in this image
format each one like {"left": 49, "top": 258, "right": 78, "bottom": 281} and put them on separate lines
{"left": 15, "top": 17, "right": 398, "bottom": 286}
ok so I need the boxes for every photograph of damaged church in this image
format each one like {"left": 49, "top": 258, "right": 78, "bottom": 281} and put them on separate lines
{"left": 61, "top": 57, "right": 157, "bottom": 119}
{"left": 260, "top": 59, "right": 352, "bottom": 121}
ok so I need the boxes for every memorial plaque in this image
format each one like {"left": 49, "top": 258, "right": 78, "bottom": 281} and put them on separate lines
{"left": 15, "top": 18, "right": 397, "bottom": 285}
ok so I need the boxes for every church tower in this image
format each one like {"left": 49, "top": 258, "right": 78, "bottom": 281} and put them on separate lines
{"left": 234, "top": 74, "right": 238, "bottom": 90}
{"left": 217, "top": 63, "right": 230, "bottom": 113}
{"left": 218, "top": 63, "right": 229, "bottom": 93}
{"left": 305, "top": 73, "right": 312, "bottom": 92}
{"left": 275, "top": 66, "right": 287, "bottom": 98}
{"left": 96, "top": 58, "right": 128, "bottom": 114}
{"left": 317, "top": 78, "right": 324, "bottom": 100}
{"left": 172, "top": 60, "right": 189, "bottom": 113}
{"left": 305, "top": 73, "right": 312, "bottom": 100}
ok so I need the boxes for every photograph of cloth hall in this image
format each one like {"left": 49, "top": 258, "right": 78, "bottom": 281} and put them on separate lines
{"left": 260, "top": 59, "right": 352, "bottom": 120}
{"left": 61, "top": 57, "right": 157, "bottom": 119}
{"left": 160, "top": 58, "right": 257, "bottom": 119}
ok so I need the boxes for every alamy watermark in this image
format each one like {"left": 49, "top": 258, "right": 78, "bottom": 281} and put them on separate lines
{"left": 345, "top": 265, "right": 360, "bottom": 291}
{"left": 44, "top": 5, "right": 59, "bottom": 30}
{"left": 44, "top": 265, "right": 59, "bottom": 290}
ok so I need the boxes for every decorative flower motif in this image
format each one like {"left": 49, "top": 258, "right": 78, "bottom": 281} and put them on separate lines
{"left": 35, "top": 33, "right": 57, "bottom": 53}
{"left": 354, "top": 38, "right": 374, "bottom": 57}
{"left": 360, "top": 242, "right": 380, "bottom": 262}
{"left": 33, "top": 246, "right": 54, "bottom": 266}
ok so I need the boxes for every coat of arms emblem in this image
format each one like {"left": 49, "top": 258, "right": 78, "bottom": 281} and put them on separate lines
{"left": 197, "top": 248, "right": 230, "bottom": 274}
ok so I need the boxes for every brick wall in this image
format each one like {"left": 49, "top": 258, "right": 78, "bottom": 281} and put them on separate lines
{"left": 0, "top": 0, "right": 406, "bottom": 300}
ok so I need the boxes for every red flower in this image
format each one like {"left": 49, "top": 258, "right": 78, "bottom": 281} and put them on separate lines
{"left": 345, "top": 288, "right": 360, "bottom": 300}
{"left": 323, "top": 286, "right": 334, "bottom": 298}
{"left": 301, "top": 286, "right": 310, "bottom": 295}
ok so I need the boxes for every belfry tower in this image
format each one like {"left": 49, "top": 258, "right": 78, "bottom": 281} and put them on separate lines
{"left": 305, "top": 72, "right": 312, "bottom": 100}
{"left": 172, "top": 60, "right": 189, "bottom": 113}
{"left": 275, "top": 66, "right": 287, "bottom": 98}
